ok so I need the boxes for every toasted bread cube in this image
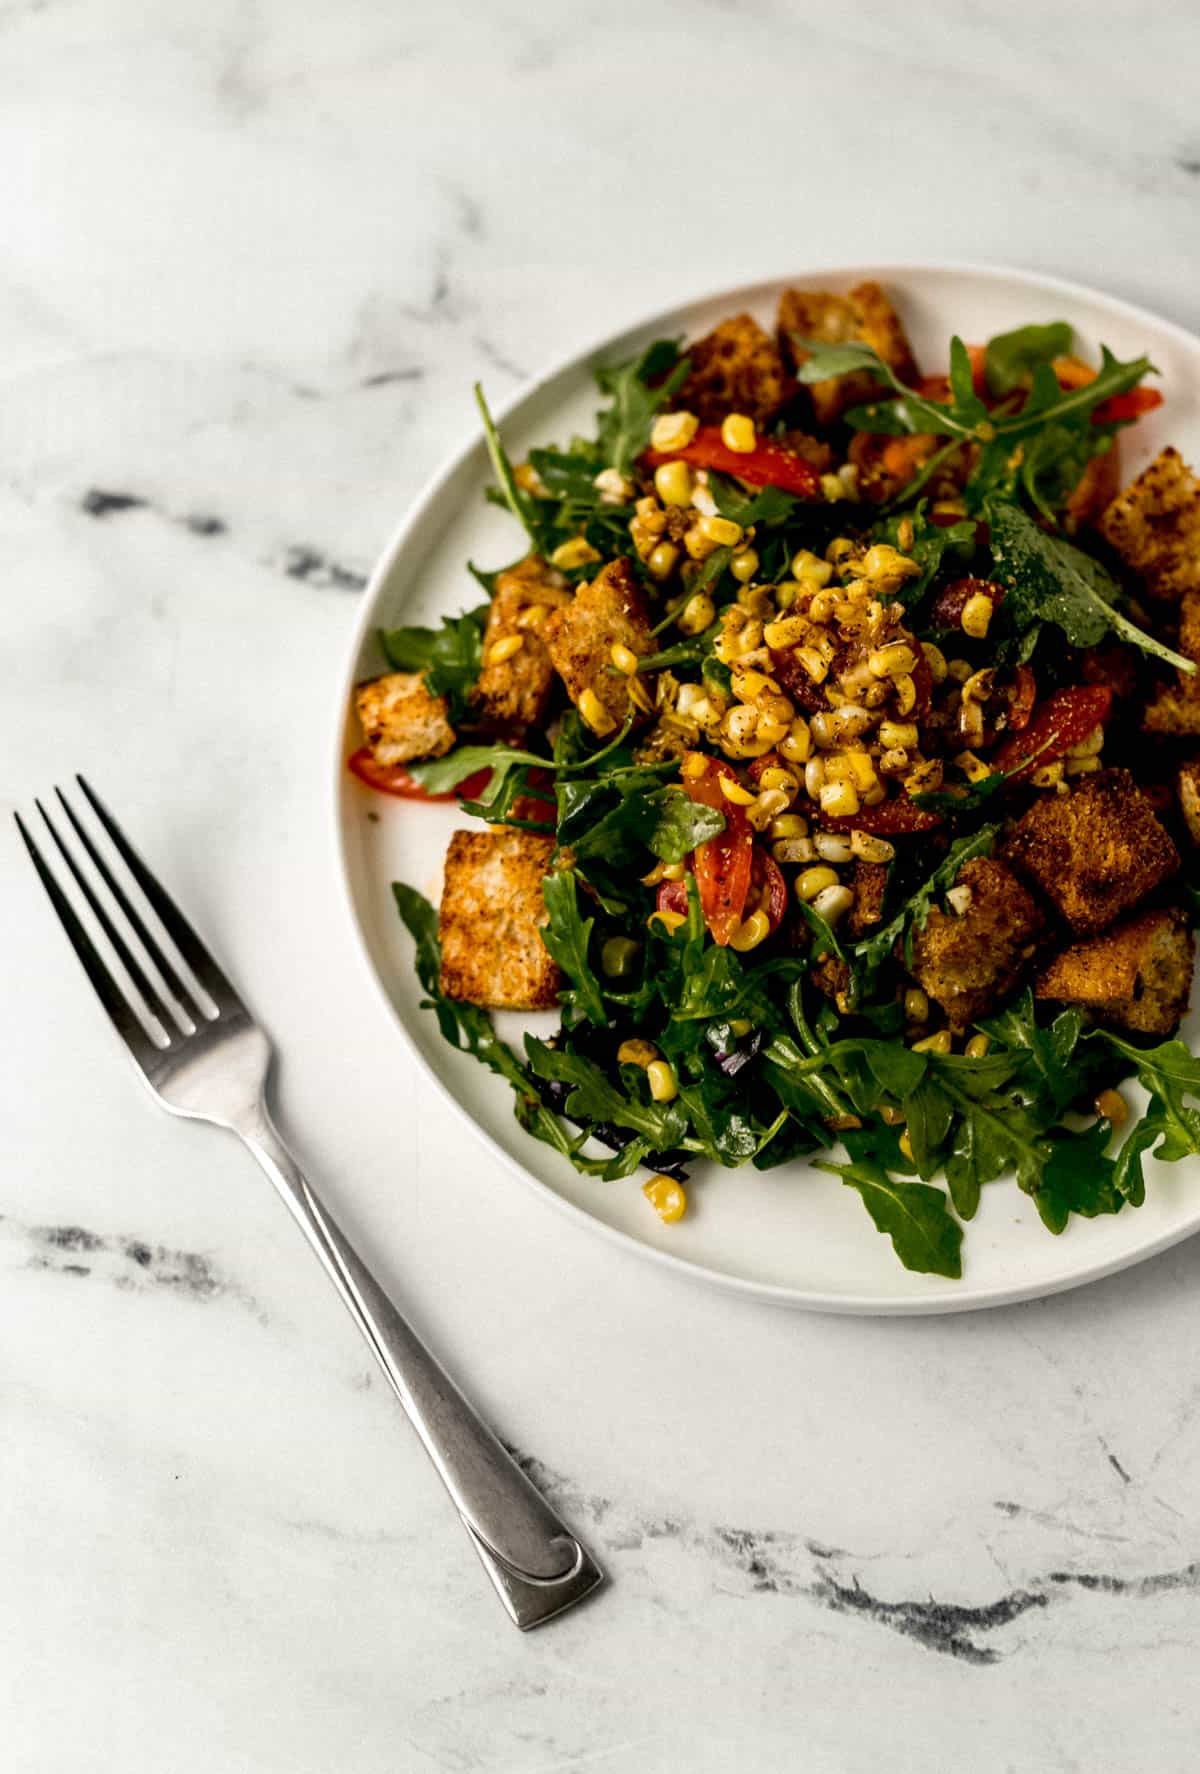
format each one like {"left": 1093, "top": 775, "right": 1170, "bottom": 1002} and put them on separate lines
{"left": 847, "top": 859, "right": 889, "bottom": 939}
{"left": 355, "top": 671, "right": 455, "bottom": 765}
{"left": 674, "top": 313, "right": 791, "bottom": 426}
{"left": 1142, "top": 590, "right": 1200, "bottom": 736}
{"left": 437, "top": 830, "right": 562, "bottom": 1010}
{"left": 471, "top": 555, "right": 571, "bottom": 741}
{"left": 907, "top": 858, "right": 1043, "bottom": 1032}
{"left": 1177, "top": 757, "right": 1200, "bottom": 845}
{"left": 1035, "top": 907, "right": 1194, "bottom": 1038}
{"left": 1003, "top": 768, "right": 1180, "bottom": 938}
{"left": 777, "top": 282, "right": 918, "bottom": 425}
{"left": 1098, "top": 446, "right": 1200, "bottom": 602}
{"left": 543, "top": 557, "right": 653, "bottom": 732}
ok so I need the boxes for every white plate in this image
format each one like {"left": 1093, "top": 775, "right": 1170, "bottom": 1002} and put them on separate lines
{"left": 333, "top": 262, "right": 1200, "bottom": 1314}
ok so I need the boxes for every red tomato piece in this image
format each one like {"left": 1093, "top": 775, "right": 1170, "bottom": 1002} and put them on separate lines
{"left": 643, "top": 427, "right": 822, "bottom": 499}
{"left": 929, "top": 576, "right": 1007, "bottom": 632}
{"left": 680, "top": 753, "right": 753, "bottom": 946}
{"left": 990, "top": 685, "right": 1113, "bottom": 784}
{"left": 348, "top": 750, "right": 495, "bottom": 802}
{"left": 819, "top": 797, "right": 943, "bottom": 836}
{"left": 750, "top": 848, "right": 788, "bottom": 935}
{"left": 1092, "top": 387, "right": 1164, "bottom": 424}
{"left": 1003, "top": 665, "right": 1037, "bottom": 734}
{"left": 656, "top": 877, "right": 689, "bottom": 920}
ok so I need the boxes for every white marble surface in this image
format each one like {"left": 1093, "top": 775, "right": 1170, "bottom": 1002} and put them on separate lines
{"left": 4, "top": 2, "right": 1200, "bottom": 1768}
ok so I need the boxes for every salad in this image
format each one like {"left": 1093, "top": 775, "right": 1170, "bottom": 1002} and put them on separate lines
{"left": 349, "top": 282, "right": 1200, "bottom": 1279}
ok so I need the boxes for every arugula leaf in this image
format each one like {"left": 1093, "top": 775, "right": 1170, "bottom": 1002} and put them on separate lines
{"left": 988, "top": 501, "right": 1194, "bottom": 674}
{"left": 1032, "top": 1123, "right": 1122, "bottom": 1234}
{"left": 1096, "top": 1033, "right": 1200, "bottom": 1205}
{"left": 594, "top": 340, "right": 690, "bottom": 476}
{"left": 380, "top": 607, "right": 489, "bottom": 722}
{"left": 816, "top": 1156, "right": 963, "bottom": 1279}
{"left": 709, "top": 473, "right": 800, "bottom": 529}
{"left": 981, "top": 990, "right": 1084, "bottom": 1118}
{"left": 540, "top": 870, "right": 606, "bottom": 1026}
{"left": 475, "top": 385, "right": 551, "bottom": 551}
{"left": 984, "top": 321, "right": 1074, "bottom": 398}
{"left": 525, "top": 1036, "right": 689, "bottom": 1148}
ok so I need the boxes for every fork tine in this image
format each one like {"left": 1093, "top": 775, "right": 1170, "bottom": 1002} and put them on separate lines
{"left": 15, "top": 812, "right": 165, "bottom": 1069}
{"left": 70, "top": 777, "right": 243, "bottom": 1018}
{"left": 36, "top": 797, "right": 186, "bottom": 1035}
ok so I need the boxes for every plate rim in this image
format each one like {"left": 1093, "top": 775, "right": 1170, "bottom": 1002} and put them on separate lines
{"left": 330, "top": 258, "right": 1200, "bottom": 1315}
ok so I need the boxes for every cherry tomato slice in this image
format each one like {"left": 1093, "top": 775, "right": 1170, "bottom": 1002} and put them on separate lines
{"left": 1092, "top": 387, "right": 1163, "bottom": 424}
{"left": 680, "top": 753, "right": 753, "bottom": 946}
{"left": 929, "top": 576, "right": 1007, "bottom": 632}
{"left": 643, "top": 427, "right": 822, "bottom": 499}
{"left": 990, "top": 685, "right": 1113, "bottom": 784}
{"left": 1003, "top": 665, "right": 1037, "bottom": 734}
{"left": 819, "top": 796, "right": 943, "bottom": 836}
{"left": 348, "top": 749, "right": 495, "bottom": 802}
{"left": 656, "top": 877, "right": 689, "bottom": 920}
{"left": 751, "top": 848, "right": 788, "bottom": 935}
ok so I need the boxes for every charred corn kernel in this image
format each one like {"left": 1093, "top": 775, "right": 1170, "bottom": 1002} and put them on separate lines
{"left": 868, "top": 642, "right": 917, "bottom": 680}
{"left": 748, "top": 789, "right": 792, "bottom": 830}
{"left": 831, "top": 705, "right": 875, "bottom": 743}
{"left": 850, "top": 830, "right": 895, "bottom": 863}
{"left": 808, "top": 587, "right": 841, "bottom": 625}
{"left": 677, "top": 591, "right": 715, "bottom": 635}
{"left": 814, "top": 832, "right": 853, "bottom": 862}
{"left": 820, "top": 472, "right": 844, "bottom": 501}
{"left": 719, "top": 775, "right": 756, "bottom": 806}
{"left": 904, "top": 987, "right": 930, "bottom": 1023}
{"left": 808, "top": 712, "right": 832, "bottom": 750}
{"left": 813, "top": 632, "right": 837, "bottom": 664}
{"left": 601, "top": 936, "right": 641, "bottom": 977}
{"left": 723, "top": 705, "right": 760, "bottom": 748}
{"left": 646, "top": 1060, "right": 678, "bottom": 1103}
{"left": 486, "top": 633, "right": 524, "bottom": 666}
{"left": 1067, "top": 725, "right": 1105, "bottom": 758}
{"left": 796, "top": 864, "right": 840, "bottom": 903}
{"left": 1032, "top": 760, "right": 1067, "bottom": 789}
{"left": 946, "top": 885, "right": 974, "bottom": 916}
{"left": 732, "top": 667, "right": 778, "bottom": 703}
{"left": 768, "top": 812, "right": 808, "bottom": 839}
{"left": 617, "top": 1038, "right": 659, "bottom": 1067}
{"left": 681, "top": 752, "right": 709, "bottom": 778}
{"left": 592, "top": 467, "right": 633, "bottom": 503}
{"left": 780, "top": 719, "right": 813, "bottom": 765}
{"left": 893, "top": 674, "right": 917, "bottom": 717}
{"left": 733, "top": 618, "right": 766, "bottom": 655}
{"left": 650, "top": 410, "right": 699, "bottom": 452}
{"left": 964, "top": 1034, "right": 991, "bottom": 1060}
{"left": 610, "top": 641, "right": 639, "bottom": 676}
{"left": 643, "top": 1174, "right": 687, "bottom": 1224}
{"left": 912, "top": 1030, "right": 953, "bottom": 1055}
{"left": 803, "top": 757, "right": 826, "bottom": 799}
{"left": 904, "top": 758, "right": 943, "bottom": 796}
{"left": 819, "top": 780, "right": 860, "bottom": 818}
{"left": 898, "top": 1129, "right": 914, "bottom": 1160}
{"left": 843, "top": 750, "right": 878, "bottom": 793}
{"left": 1095, "top": 1088, "right": 1130, "bottom": 1128}
{"left": 729, "top": 548, "right": 760, "bottom": 584}
{"left": 1066, "top": 754, "right": 1102, "bottom": 776}
{"left": 962, "top": 668, "right": 995, "bottom": 706}
{"left": 759, "top": 766, "right": 798, "bottom": 794}
{"left": 550, "top": 537, "right": 601, "bottom": 570}
{"left": 795, "top": 647, "right": 829, "bottom": 685}
{"left": 897, "top": 517, "right": 915, "bottom": 552}
{"left": 763, "top": 614, "right": 809, "bottom": 649}
{"left": 653, "top": 459, "right": 694, "bottom": 508}
{"left": 721, "top": 412, "right": 757, "bottom": 453}
{"left": 730, "top": 909, "right": 771, "bottom": 951}
{"left": 647, "top": 541, "right": 681, "bottom": 581}
{"left": 953, "top": 750, "right": 993, "bottom": 786}
{"left": 878, "top": 747, "right": 909, "bottom": 775}
{"left": 515, "top": 602, "right": 549, "bottom": 630}
{"left": 811, "top": 883, "right": 854, "bottom": 924}
{"left": 792, "top": 549, "right": 834, "bottom": 586}
{"left": 579, "top": 687, "right": 615, "bottom": 734}
{"left": 880, "top": 1103, "right": 906, "bottom": 1127}
{"left": 627, "top": 674, "right": 654, "bottom": 714}
{"left": 960, "top": 593, "right": 994, "bottom": 639}
{"left": 946, "top": 657, "right": 973, "bottom": 683}
{"left": 920, "top": 641, "right": 948, "bottom": 683}
{"left": 649, "top": 908, "right": 687, "bottom": 934}
{"left": 756, "top": 717, "right": 790, "bottom": 748}
{"left": 879, "top": 720, "right": 919, "bottom": 751}
{"left": 700, "top": 514, "right": 744, "bottom": 547}
{"left": 826, "top": 537, "right": 858, "bottom": 568}
{"left": 773, "top": 836, "right": 817, "bottom": 864}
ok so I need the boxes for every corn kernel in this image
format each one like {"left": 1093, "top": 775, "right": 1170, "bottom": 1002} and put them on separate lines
{"left": 593, "top": 467, "right": 633, "bottom": 504}
{"left": 681, "top": 752, "right": 709, "bottom": 778}
{"left": 748, "top": 789, "right": 792, "bottom": 830}
{"left": 647, "top": 1060, "right": 678, "bottom": 1103}
{"left": 779, "top": 718, "right": 813, "bottom": 764}
{"left": 515, "top": 602, "right": 550, "bottom": 630}
{"left": 880, "top": 1104, "right": 905, "bottom": 1126}
{"left": 649, "top": 908, "right": 687, "bottom": 934}
{"left": 650, "top": 410, "right": 699, "bottom": 452}
{"left": 946, "top": 657, "right": 973, "bottom": 684}
{"left": 763, "top": 614, "right": 808, "bottom": 650}
{"left": 1031, "top": 760, "right": 1067, "bottom": 789}
{"left": 730, "top": 909, "right": 771, "bottom": 951}
{"left": 772, "top": 837, "right": 816, "bottom": 864}
{"left": 850, "top": 830, "right": 895, "bottom": 863}
{"left": 730, "top": 548, "right": 760, "bottom": 584}
{"left": 486, "top": 633, "right": 524, "bottom": 666}
{"left": 1067, "top": 724, "right": 1105, "bottom": 759}
{"left": 803, "top": 757, "right": 826, "bottom": 799}
{"left": 960, "top": 593, "right": 994, "bottom": 639}
{"left": 826, "top": 537, "right": 858, "bottom": 568}
{"left": 673, "top": 591, "right": 712, "bottom": 635}
{"left": 911, "top": 1030, "right": 954, "bottom": 1055}
{"left": 550, "top": 537, "right": 601, "bottom": 571}
{"left": 684, "top": 524, "right": 718, "bottom": 562}
{"left": 652, "top": 459, "right": 693, "bottom": 508}
{"left": 1095, "top": 1088, "right": 1129, "bottom": 1128}
{"left": 964, "top": 1034, "right": 991, "bottom": 1060}
{"left": 579, "top": 687, "right": 615, "bottom": 734}
{"left": 820, "top": 472, "right": 844, "bottom": 502}
{"left": 898, "top": 1129, "right": 914, "bottom": 1160}
{"left": 811, "top": 883, "right": 854, "bottom": 925}
{"left": 721, "top": 413, "right": 757, "bottom": 453}
{"left": 879, "top": 720, "right": 919, "bottom": 751}
{"left": 921, "top": 641, "right": 948, "bottom": 683}
{"left": 946, "top": 885, "right": 974, "bottom": 916}
{"left": 819, "top": 780, "right": 860, "bottom": 818}
{"left": 758, "top": 767, "right": 797, "bottom": 794}
{"left": 792, "top": 550, "right": 833, "bottom": 586}
{"left": 868, "top": 642, "right": 917, "bottom": 680}
{"left": 646, "top": 541, "right": 680, "bottom": 581}
{"left": 768, "top": 812, "right": 808, "bottom": 839}
{"left": 617, "top": 1038, "right": 659, "bottom": 1067}
{"left": 953, "top": 750, "right": 993, "bottom": 786}
{"left": 808, "top": 587, "right": 840, "bottom": 625}
{"left": 643, "top": 1174, "right": 687, "bottom": 1224}
{"left": 610, "top": 642, "right": 639, "bottom": 676}
{"left": 843, "top": 750, "right": 878, "bottom": 793}
{"left": 904, "top": 987, "right": 930, "bottom": 1023}
{"left": 729, "top": 1019, "right": 753, "bottom": 1037}
{"left": 795, "top": 647, "right": 828, "bottom": 685}
{"left": 814, "top": 832, "right": 853, "bottom": 862}
{"left": 700, "top": 514, "right": 744, "bottom": 547}
{"left": 719, "top": 775, "right": 756, "bottom": 806}
{"left": 796, "top": 864, "right": 840, "bottom": 903}
{"left": 628, "top": 675, "right": 653, "bottom": 715}
{"left": 893, "top": 674, "right": 917, "bottom": 716}
{"left": 1066, "top": 755, "right": 1101, "bottom": 776}
{"left": 690, "top": 480, "right": 718, "bottom": 518}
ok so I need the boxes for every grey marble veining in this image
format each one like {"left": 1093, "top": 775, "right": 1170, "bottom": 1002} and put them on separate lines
{"left": 4, "top": 1, "right": 1200, "bottom": 1769}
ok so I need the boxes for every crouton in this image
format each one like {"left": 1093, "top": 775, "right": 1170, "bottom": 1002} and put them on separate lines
{"left": 1142, "top": 590, "right": 1200, "bottom": 736}
{"left": 355, "top": 671, "right": 455, "bottom": 766}
{"left": 847, "top": 859, "right": 889, "bottom": 939}
{"left": 777, "top": 282, "right": 918, "bottom": 426}
{"left": 907, "top": 858, "right": 1043, "bottom": 1032}
{"left": 1035, "top": 906, "right": 1194, "bottom": 1038}
{"left": 1003, "top": 768, "right": 1180, "bottom": 938}
{"left": 543, "top": 557, "right": 654, "bottom": 733}
{"left": 674, "top": 313, "right": 791, "bottom": 426}
{"left": 471, "top": 555, "right": 571, "bottom": 741}
{"left": 1178, "top": 757, "right": 1200, "bottom": 845}
{"left": 438, "top": 830, "right": 562, "bottom": 1010}
{"left": 1098, "top": 446, "right": 1200, "bottom": 602}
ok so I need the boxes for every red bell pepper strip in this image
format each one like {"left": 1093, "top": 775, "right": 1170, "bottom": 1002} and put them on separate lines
{"left": 679, "top": 753, "right": 753, "bottom": 945}
{"left": 347, "top": 749, "right": 493, "bottom": 802}
{"left": 990, "top": 685, "right": 1112, "bottom": 784}
{"left": 643, "top": 427, "right": 822, "bottom": 499}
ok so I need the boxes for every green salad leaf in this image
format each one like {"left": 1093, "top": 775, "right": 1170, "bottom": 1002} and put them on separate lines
{"left": 816, "top": 1155, "right": 963, "bottom": 1279}
{"left": 380, "top": 607, "right": 489, "bottom": 722}
{"left": 595, "top": 339, "right": 690, "bottom": 476}
{"left": 984, "top": 321, "right": 1074, "bottom": 398}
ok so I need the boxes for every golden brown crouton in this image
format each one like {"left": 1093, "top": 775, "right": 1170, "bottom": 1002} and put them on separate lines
{"left": 907, "top": 858, "right": 1043, "bottom": 1032}
{"left": 543, "top": 557, "right": 654, "bottom": 733}
{"left": 1177, "top": 757, "right": 1200, "bottom": 845}
{"left": 1035, "top": 906, "right": 1194, "bottom": 1038}
{"left": 1142, "top": 590, "right": 1200, "bottom": 736}
{"left": 847, "top": 859, "right": 889, "bottom": 939}
{"left": 438, "top": 830, "right": 562, "bottom": 1010}
{"left": 470, "top": 555, "right": 571, "bottom": 741}
{"left": 1003, "top": 768, "right": 1180, "bottom": 938}
{"left": 674, "top": 313, "right": 791, "bottom": 426}
{"left": 1098, "top": 446, "right": 1200, "bottom": 602}
{"left": 777, "top": 282, "right": 918, "bottom": 426}
{"left": 355, "top": 671, "right": 455, "bottom": 765}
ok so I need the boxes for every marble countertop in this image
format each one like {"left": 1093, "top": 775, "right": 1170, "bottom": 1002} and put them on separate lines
{"left": 5, "top": 3, "right": 1200, "bottom": 1768}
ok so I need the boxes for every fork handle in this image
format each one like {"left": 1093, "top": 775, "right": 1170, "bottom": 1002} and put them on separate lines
{"left": 238, "top": 1107, "right": 603, "bottom": 1630}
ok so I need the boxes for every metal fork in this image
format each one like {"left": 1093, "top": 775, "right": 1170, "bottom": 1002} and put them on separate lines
{"left": 16, "top": 778, "right": 602, "bottom": 1630}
